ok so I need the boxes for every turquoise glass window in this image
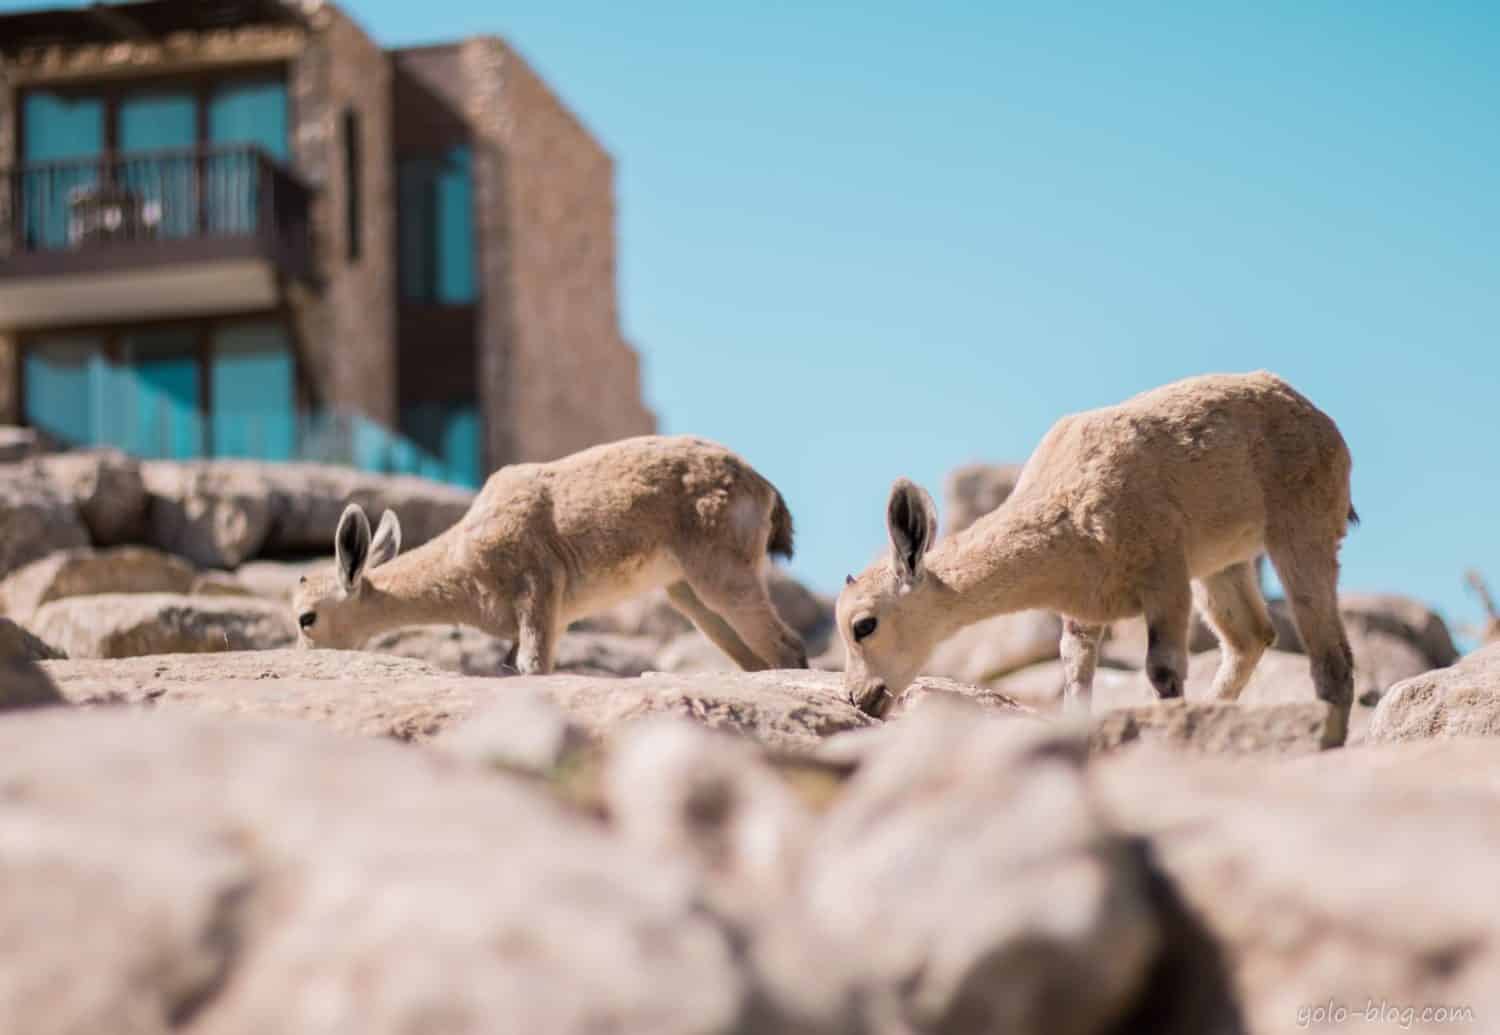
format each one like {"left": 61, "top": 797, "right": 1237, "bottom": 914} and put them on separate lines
{"left": 398, "top": 147, "right": 476, "bottom": 304}
{"left": 118, "top": 90, "right": 197, "bottom": 238}
{"left": 212, "top": 321, "right": 295, "bottom": 461}
{"left": 120, "top": 329, "right": 203, "bottom": 459}
{"left": 402, "top": 402, "right": 482, "bottom": 487}
{"left": 24, "top": 336, "right": 109, "bottom": 446}
{"left": 207, "top": 80, "right": 289, "bottom": 233}
{"left": 208, "top": 80, "right": 289, "bottom": 159}
{"left": 21, "top": 91, "right": 104, "bottom": 249}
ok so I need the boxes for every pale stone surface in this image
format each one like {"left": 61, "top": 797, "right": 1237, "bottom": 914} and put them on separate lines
{"left": 141, "top": 462, "right": 275, "bottom": 570}
{"left": 24, "top": 449, "right": 148, "bottom": 546}
{"left": 1096, "top": 740, "right": 1500, "bottom": 1033}
{"left": 0, "top": 547, "right": 196, "bottom": 621}
{"left": 759, "top": 703, "right": 1162, "bottom": 1034}
{"left": 1368, "top": 643, "right": 1500, "bottom": 743}
{"left": 0, "top": 473, "right": 89, "bottom": 578}
{"left": 0, "top": 709, "right": 746, "bottom": 1035}
{"left": 923, "top": 610, "right": 1064, "bottom": 684}
{"left": 30, "top": 594, "right": 295, "bottom": 660}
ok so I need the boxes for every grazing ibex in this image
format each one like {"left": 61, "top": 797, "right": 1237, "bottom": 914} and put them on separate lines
{"left": 1464, "top": 569, "right": 1500, "bottom": 647}
{"left": 837, "top": 372, "right": 1359, "bottom": 746}
{"left": 292, "top": 436, "right": 809, "bottom": 673}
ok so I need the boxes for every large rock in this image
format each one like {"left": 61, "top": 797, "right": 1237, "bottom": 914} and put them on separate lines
{"left": 0, "top": 473, "right": 89, "bottom": 578}
{"left": 757, "top": 701, "right": 1163, "bottom": 1034}
{"left": 30, "top": 593, "right": 295, "bottom": 660}
{"left": 1096, "top": 739, "right": 1500, "bottom": 1033}
{"left": 369, "top": 624, "right": 662, "bottom": 678}
{"left": 142, "top": 461, "right": 275, "bottom": 569}
{"left": 0, "top": 426, "right": 41, "bottom": 462}
{"left": 1368, "top": 643, "right": 1500, "bottom": 743}
{"left": 1269, "top": 592, "right": 1459, "bottom": 669}
{"left": 45, "top": 651, "right": 885, "bottom": 751}
{"left": 257, "top": 462, "right": 473, "bottom": 554}
{"left": 1091, "top": 699, "right": 1335, "bottom": 755}
{"left": 0, "top": 547, "right": 196, "bottom": 622}
{"left": 25, "top": 449, "right": 147, "bottom": 545}
{"left": 0, "top": 617, "right": 64, "bottom": 710}
{"left": 923, "top": 610, "right": 1064, "bottom": 684}
{"left": 943, "top": 461, "right": 1023, "bottom": 534}
{"left": 0, "top": 708, "right": 747, "bottom": 1034}
{"left": 233, "top": 558, "right": 325, "bottom": 602}
{"left": 1000, "top": 647, "right": 1385, "bottom": 742}
{"left": 575, "top": 567, "right": 833, "bottom": 655}
{"left": 605, "top": 719, "right": 813, "bottom": 924}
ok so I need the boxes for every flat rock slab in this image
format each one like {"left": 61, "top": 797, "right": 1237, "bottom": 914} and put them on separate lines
{"left": 1091, "top": 699, "right": 1334, "bottom": 756}
{"left": 0, "top": 546, "right": 197, "bottom": 622}
{"left": 0, "top": 708, "right": 746, "bottom": 1035}
{"left": 29, "top": 593, "right": 295, "bottom": 659}
{"left": 1095, "top": 739, "right": 1500, "bottom": 1033}
{"left": 44, "top": 651, "right": 895, "bottom": 751}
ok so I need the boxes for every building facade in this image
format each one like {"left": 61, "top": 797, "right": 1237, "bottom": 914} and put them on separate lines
{"left": 0, "top": 0, "right": 654, "bottom": 486}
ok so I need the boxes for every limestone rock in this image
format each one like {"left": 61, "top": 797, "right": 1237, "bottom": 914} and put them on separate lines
{"left": 0, "top": 708, "right": 746, "bottom": 1034}
{"left": 0, "top": 547, "right": 196, "bottom": 622}
{"left": 257, "top": 462, "right": 473, "bottom": 554}
{"left": 142, "top": 461, "right": 275, "bottom": 569}
{"left": 0, "top": 617, "right": 64, "bottom": 710}
{"left": 0, "top": 473, "right": 89, "bottom": 578}
{"left": 923, "top": 610, "right": 1064, "bottom": 684}
{"left": 232, "top": 558, "right": 325, "bottom": 602}
{"left": 1095, "top": 739, "right": 1500, "bottom": 1033}
{"left": 1368, "top": 643, "right": 1500, "bottom": 743}
{"left": 943, "top": 461, "right": 1023, "bottom": 534}
{"left": 760, "top": 702, "right": 1162, "bottom": 1034}
{"left": 605, "top": 719, "right": 814, "bottom": 923}
{"left": 30, "top": 593, "right": 295, "bottom": 659}
{"left": 368, "top": 624, "right": 662, "bottom": 678}
{"left": 26, "top": 448, "right": 148, "bottom": 546}
{"left": 1090, "top": 699, "right": 1334, "bottom": 755}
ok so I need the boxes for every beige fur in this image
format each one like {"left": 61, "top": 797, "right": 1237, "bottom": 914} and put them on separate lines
{"left": 837, "top": 372, "right": 1358, "bottom": 746}
{"left": 1465, "top": 570, "right": 1500, "bottom": 647}
{"left": 292, "top": 435, "right": 807, "bottom": 673}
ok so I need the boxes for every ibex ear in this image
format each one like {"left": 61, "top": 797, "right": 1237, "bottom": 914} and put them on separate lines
{"left": 335, "top": 503, "right": 373, "bottom": 593}
{"left": 368, "top": 509, "right": 403, "bottom": 570}
{"left": 887, "top": 478, "right": 938, "bottom": 585}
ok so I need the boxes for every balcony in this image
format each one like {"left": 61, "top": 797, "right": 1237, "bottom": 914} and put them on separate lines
{"left": 0, "top": 145, "right": 313, "bottom": 328}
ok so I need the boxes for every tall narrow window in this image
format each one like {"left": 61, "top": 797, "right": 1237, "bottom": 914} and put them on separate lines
{"left": 342, "top": 108, "right": 362, "bottom": 263}
{"left": 398, "top": 147, "right": 475, "bottom": 303}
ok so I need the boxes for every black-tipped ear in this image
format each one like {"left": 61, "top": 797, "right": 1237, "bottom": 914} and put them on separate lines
{"left": 368, "top": 509, "right": 403, "bottom": 569}
{"left": 887, "top": 478, "right": 937, "bottom": 584}
{"left": 335, "top": 503, "right": 372, "bottom": 593}
{"left": 845, "top": 574, "right": 856, "bottom": 586}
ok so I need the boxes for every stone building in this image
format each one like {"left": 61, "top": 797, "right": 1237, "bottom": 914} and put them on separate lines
{"left": 0, "top": 0, "right": 654, "bottom": 485}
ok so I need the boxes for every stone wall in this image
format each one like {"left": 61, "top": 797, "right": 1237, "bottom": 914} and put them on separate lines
{"left": 461, "top": 38, "right": 655, "bottom": 466}
{"left": 289, "top": 6, "right": 396, "bottom": 425}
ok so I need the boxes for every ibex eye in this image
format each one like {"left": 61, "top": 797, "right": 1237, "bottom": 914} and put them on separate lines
{"left": 298, "top": 612, "right": 317, "bottom": 630}
{"left": 852, "top": 616, "right": 878, "bottom": 641}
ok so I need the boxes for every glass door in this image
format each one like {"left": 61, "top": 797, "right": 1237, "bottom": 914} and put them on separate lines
{"left": 118, "top": 90, "right": 198, "bottom": 239}
{"left": 207, "top": 80, "right": 289, "bottom": 234}
{"left": 21, "top": 91, "right": 104, "bottom": 250}
{"left": 120, "top": 328, "right": 202, "bottom": 459}
{"left": 23, "top": 336, "right": 110, "bottom": 446}
{"left": 211, "top": 321, "right": 295, "bottom": 460}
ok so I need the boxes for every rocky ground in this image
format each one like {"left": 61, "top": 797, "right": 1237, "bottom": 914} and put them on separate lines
{"left": 1, "top": 447, "right": 1496, "bottom": 1033}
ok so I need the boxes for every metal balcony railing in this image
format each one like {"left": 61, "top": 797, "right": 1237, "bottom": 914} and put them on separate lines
{"left": 1, "top": 144, "right": 312, "bottom": 280}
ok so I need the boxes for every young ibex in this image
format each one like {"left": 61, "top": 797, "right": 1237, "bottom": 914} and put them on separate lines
{"left": 837, "top": 372, "right": 1359, "bottom": 746}
{"left": 1464, "top": 569, "right": 1500, "bottom": 647}
{"left": 292, "top": 436, "right": 809, "bottom": 673}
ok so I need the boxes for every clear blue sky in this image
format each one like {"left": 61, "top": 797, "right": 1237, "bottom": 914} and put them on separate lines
{"left": 9, "top": 2, "right": 1498, "bottom": 640}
